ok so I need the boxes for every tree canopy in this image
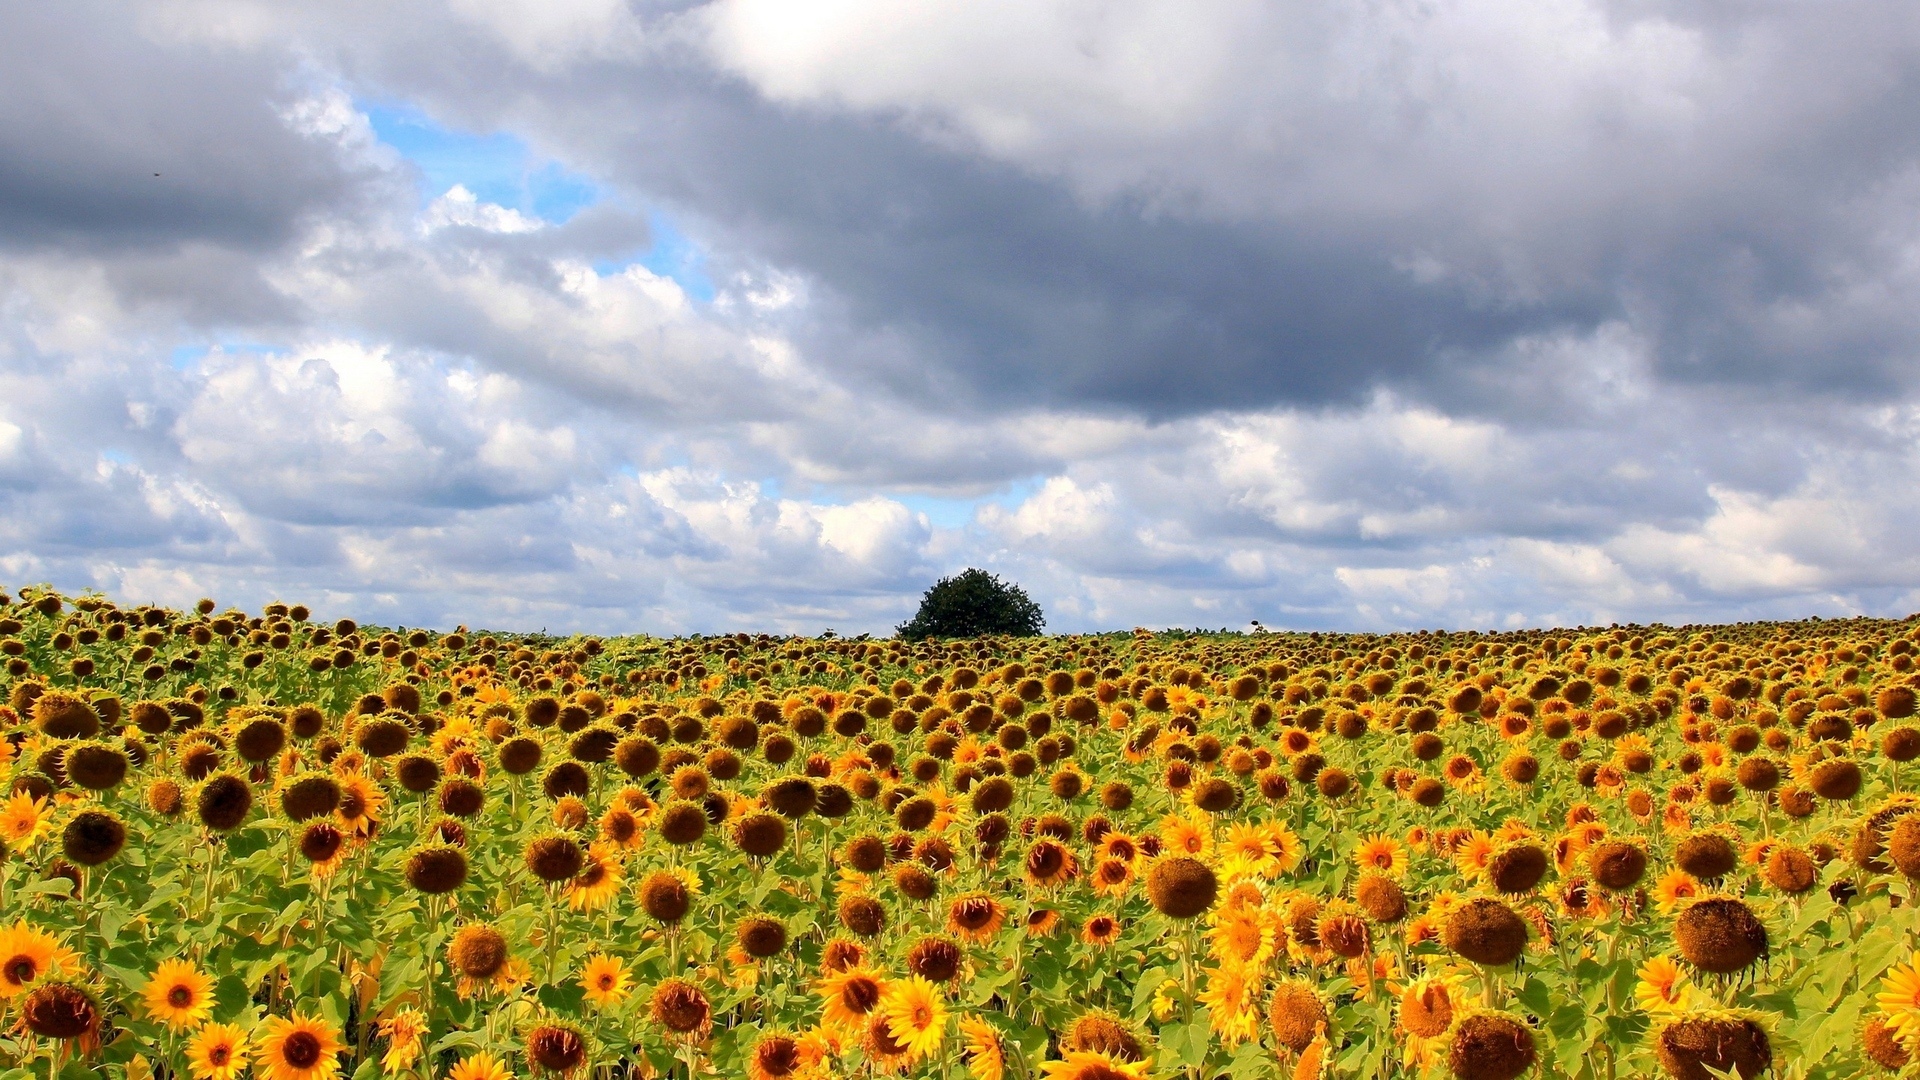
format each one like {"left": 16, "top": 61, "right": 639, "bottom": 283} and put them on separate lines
{"left": 895, "top": 568, "right": 1045, "bottom": 639}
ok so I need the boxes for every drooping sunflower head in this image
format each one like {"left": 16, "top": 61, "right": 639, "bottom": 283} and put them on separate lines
{"left": 1267, "top": 978, "right": 1328, "bottom": 1053}
{"left": 60, "top": 809, "right": 127, "bottom": 867}
{"left": 747, "top": 1033, "right": 804, "bottom": 1080}
{"left": 1065, "top": 1010, "right": 1146, "bottom": 1062}
{"left": 648, "top": 977, "right": 711, "bottom": 1036}
{"left": 736, "top": 915, "right": 788, "bottom": 959}
{"left": 1445, "top": 1009, "right": 1536, "bottom": 1080}
{"left": 1145, "top": 856, "right": 1218, "bottom": 920}
{"left": 525, "top": 833, "right": 585, "bottom": 883}
{"left": 524, "top": 1019, "right": 590, "bottom": 1075}
{"left": 1651, "top": 1008, "right": 1771, "bottom": 1080}
{"left": 22, "top": 979, "right": 100, "bottom": 1042}
{"left": 403, "top": 844, "right": 468, "bottom": 895}
{"left": 1442, "top": 898, "right": 1528, "bottom": 968}
{"left": 447, "top": 924, "right": 509, "bottom": 981}
{"left": 1673, "top": 896, "right": 1768, "bottom": 978}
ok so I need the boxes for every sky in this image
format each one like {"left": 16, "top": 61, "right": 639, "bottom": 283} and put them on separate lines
{"left": 4, "top": 0, "right": 1920, "bottom": 636}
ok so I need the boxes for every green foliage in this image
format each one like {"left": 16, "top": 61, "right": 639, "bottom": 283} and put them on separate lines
{"left": 896, "top": 568, "right": 1045, "bottom": 639}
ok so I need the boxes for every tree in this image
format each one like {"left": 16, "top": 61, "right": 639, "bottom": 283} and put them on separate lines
{"left": 896, "top": 569, "right": 1045, "bottom": 640}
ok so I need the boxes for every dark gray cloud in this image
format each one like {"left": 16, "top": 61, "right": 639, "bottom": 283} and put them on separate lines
{"left": 267, "top": 0, "right": 1920, "bottom": 421}
{"left": 0, "top": 2, "right": 373, "bottom": 255}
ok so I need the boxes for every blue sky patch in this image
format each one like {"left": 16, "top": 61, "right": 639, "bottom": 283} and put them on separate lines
{"left": 365, "top": 101, "right": 600, "bottom": 223}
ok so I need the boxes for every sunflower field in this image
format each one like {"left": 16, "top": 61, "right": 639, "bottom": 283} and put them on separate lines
{"left": 3, "top": 588, "right": 1920, "bottom": 1080}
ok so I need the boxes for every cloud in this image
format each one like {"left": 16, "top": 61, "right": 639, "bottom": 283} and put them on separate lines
{"left": 0, "top": 1, "right": 1918, "bottom": 633}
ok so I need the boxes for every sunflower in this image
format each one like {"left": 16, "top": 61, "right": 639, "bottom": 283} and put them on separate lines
{"left": 945, "top": 893, "right": 1005, "bottom": 942}
{"left": 143, "top": 958, "right": 214, "bottom": 1031}
{"left": 259, "top": 1012, "right": 342, "bottom": 1080}
{"left": 1081, "top": 914, "right": 1121, "bottom": 947}
{"left": 378, "top": 1008, "right": 427, "bottom": 1075}
{"left": 1196, "top": 964, "right": 1260, "bottom": 1047}
{"left": 0, "top": 791, "right": 50, "bottom": 850}
{"left": 1024, "top": 909, "right": 1061, "bottom": 938}
{"left": 1634, "top": 955, "right": 1694, "bottom": 1015}
{"left": 862, "top": 1011, "right": 915, "bottom": 1075}
{"left": 297, "top": 821, "right": 350, "bottom": 880}
{"left": 1877, "top": 954, "right": 1920, "bottom": 1044}
{"left": 1395, "top": 972, "right": 1463, "bottom": 1068}
{"left": 1451, "top": 831, "right": 1496, "bottom": 877}
{"left": 1160, "top": 813, "right": 1212, "bottom": 858}
{"left": 880, "top": 975, "right": 949, "bottom": 1062}
{"left": 1661, "top": 802, "right": 1692, "bottom": 835}
{"left": 564, "top": 843, "right": 625, "bottom": 912}
{"left": 1023, "top": 839, "right": 1078, "bottom": 887}
{"left": 186, "top": 1021, "right": 251, "bottom": 1080}
{"left": 796, "top": 1025, "right": 847, "bottom": 1071}
{"left": 1263, "top": 823, "right": 1304, "bottom": 874}
{"left": 1097, "top": 832, "right": 1141, "bottom": 864}
{"left": 958, "top": 1016, "right": 1005, "bottom": 1080}
{"left": 334, "top": 773, "right": 384, "bottom": 837}
{"left": 746, "top": 1033, "right": 804, "bottom": 1080}
{"left": 1037, "top": 1050, "right": 1151, "bottom": 1080}
{"left": 1207, "top": 907, "right": 1275, "bottom": 972}
{"left": 1089, "top": 857, "right": 1135, "bottom": 896}
{"left": 818, "top": 966, "right": 887, "bottom": 1032}
{"left": 581, "top": 954, "right": 631, "bottom": 1009}
{"left": 0, "top": 922, "right": 68, "bottom": 997}
{"left": 1353, "top": 834, "right": 1406, "bottom": 878}
{"left": 1652, "top": 869, "right": 1702, "bottom": 915}
{"left": 446, "top": 1051, "right": 510, "bottom": 1080}
{"left": 1219, "top": 822, "right": 1277, "bottom": 880}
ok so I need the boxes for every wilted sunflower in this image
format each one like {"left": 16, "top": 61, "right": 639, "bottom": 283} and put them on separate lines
{"left": 377, "top": 1008, "right": 427, "bottom": 1075}
{"left": 22, "top": 979, "right": 99, "bottom": 1042}
{"left": 524, "top": 1019, "right": 590, "bottom": 1075}
{"left": 649, "top": 977, "right": 711, "bottom": 1037}
{"left": 1652, "top": 1009, "right": 1771, "bottom": 1080}
{"left": 1446, "top": 1010, "right": 1536, "bottom": 1080}
{"left": 143, "top": 958, "right": 214, "bottom": 1031}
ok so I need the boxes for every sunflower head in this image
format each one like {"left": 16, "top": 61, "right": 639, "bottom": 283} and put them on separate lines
{"left": 1145, "top": 856, "right": 1218, "bottom": 920}
{"left": 143, "top": 958, "right": 214, "bottom": 1031}
{"left": 1652, "top": 1008, "right": 1771, "bottom": 1080}
{"left": 1673, "top": 896, "right": 1768, "bottom": 977}
{"left": 1446, "top": 1009, "right": 1536, "bottom": 1080}
{"left": 22, "top": 979, "right": 98, "bottom": 1041}
{"left": 1268, "top": 978, "right": 1328, "bottom": 1052}
{"left": 260, "top": 1011, "right": 342, "bottom": 1080}
{"left": 649, "top": 978, "right": 711, "bottom": 1036}
{"left": 1065, "top": 1010, "right": 1145, "bottom": 1062}
{"left": 524, "top": 1018, "right": 590, "bottom": 1075}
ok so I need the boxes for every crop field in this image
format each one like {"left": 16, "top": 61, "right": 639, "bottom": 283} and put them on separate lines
{"left": 2, "top": 588, "right": 1919, "bottom": 1080}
